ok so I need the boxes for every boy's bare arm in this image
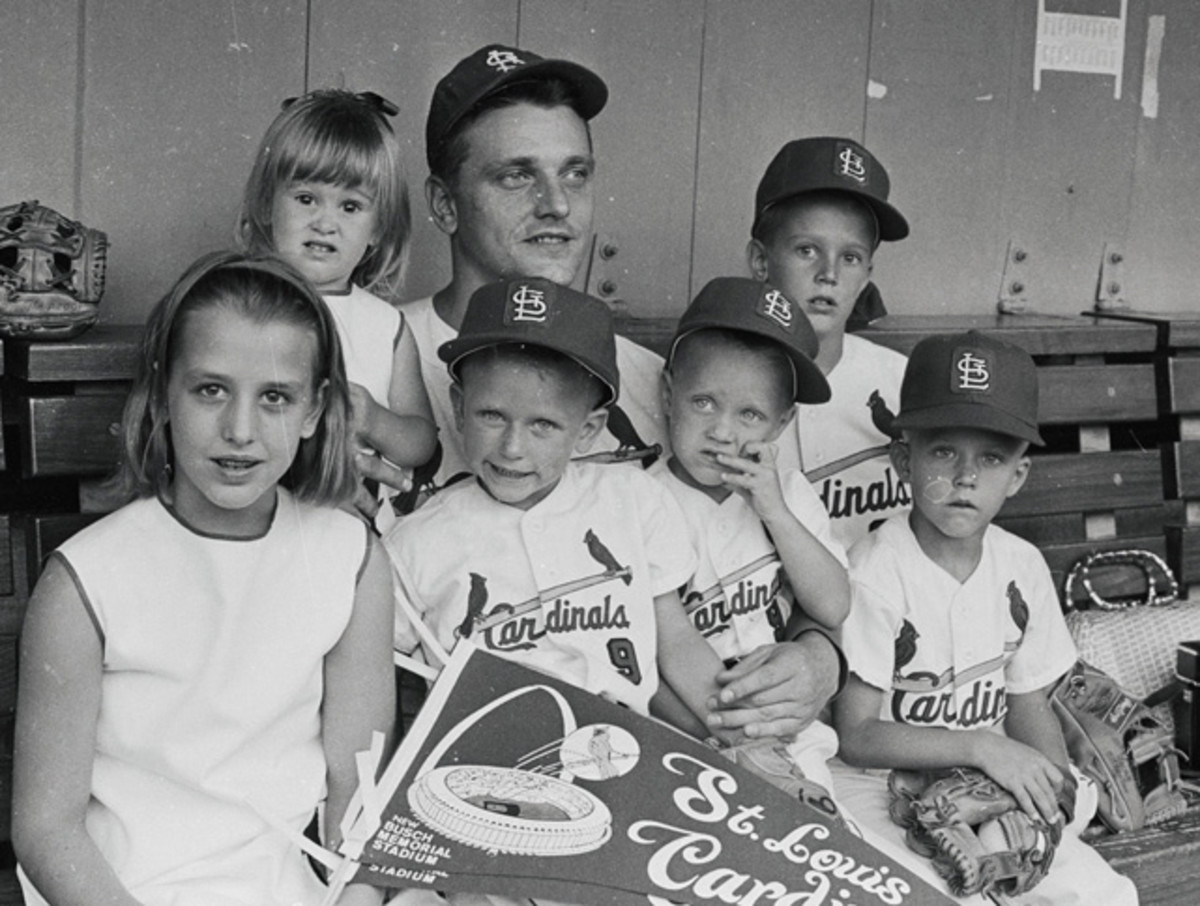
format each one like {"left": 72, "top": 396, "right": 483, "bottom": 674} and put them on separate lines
{"left": 714, "top": 443, "right": 849, "bottom": 629}
{"left": 1004, "top": 686, "right": 1073, "bottom": 821}
{"left": 835, "top": 675, "right": 1065, "bottom": 822}
{"left": 653, "top": 590, "right": 741, "bottom": 745}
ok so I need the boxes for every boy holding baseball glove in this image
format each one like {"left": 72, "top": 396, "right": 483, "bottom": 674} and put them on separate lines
{"left": 831, "top": 331, "right": 1138, "bottom": 904}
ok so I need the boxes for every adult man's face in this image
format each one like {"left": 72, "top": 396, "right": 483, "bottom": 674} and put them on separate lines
{"left": 438, "top": 101, "right": 595, "bottom": 287}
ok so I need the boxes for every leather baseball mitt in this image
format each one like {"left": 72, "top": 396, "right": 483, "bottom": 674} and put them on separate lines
{"left": 0, "top": 199, "right": 107, "bottom": 338}
{"left": 887, "top": 767, "right": 1059, "bottom": 897}
{"left": 1051, "top": 658, "right": 1186, "bottom": 833}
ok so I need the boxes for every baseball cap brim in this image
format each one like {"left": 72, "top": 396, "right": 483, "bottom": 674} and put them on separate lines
{"left": 668, "top": 325, "right": 831, "bottom": 405}
{"left": 756, "top": 191, "right": 909, "bottom": 243}
{"left": 892, "top": 403, "right": 1044, "bottom": 446}
{"left": 439, "top": 333, "right": 619, "bottom": 408}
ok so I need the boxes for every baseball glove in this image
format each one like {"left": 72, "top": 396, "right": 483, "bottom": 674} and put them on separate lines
{"left": 1051, "top": 658, "right": 1186, "bottom": 833}
{"left": 0, "top": 199, "right": 107, "bottom": 339}
{"left": 887, "top": 767, "right": 1060, "bottom": 897}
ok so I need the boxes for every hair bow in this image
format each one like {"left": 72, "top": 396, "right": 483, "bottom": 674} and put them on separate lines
{"left": 280, "top": 90, "right": 399, "bottom": 117}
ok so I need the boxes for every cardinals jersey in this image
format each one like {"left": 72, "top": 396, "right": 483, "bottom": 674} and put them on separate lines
{"left": 843, "top": 514, "right": 1076, "bottom": 730}
{"left": 651, "top": 461, "right": 845, "bottom": 664}
{"left": 402, "top": 296, "right": 669, "bottom": 487}
{"left": 385, "top": 461, "right": 696, "bottom": 715}
{"left": 775, "top": 335, "right": 910, "bottom": 552}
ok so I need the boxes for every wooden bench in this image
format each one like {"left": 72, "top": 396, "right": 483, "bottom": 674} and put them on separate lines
{"left": 0, "top": 326, "right": 140, "bottom": 902}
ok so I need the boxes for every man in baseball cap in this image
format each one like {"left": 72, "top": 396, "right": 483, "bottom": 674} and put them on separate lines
{"left": 403, "top": 42, "right": 666, "bottom": 490}
{"left": 400, "top": 44, "right": 843, "bottom": 749}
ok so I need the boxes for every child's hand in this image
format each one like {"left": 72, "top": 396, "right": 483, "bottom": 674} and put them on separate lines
{"left": 714, "top": 441, "right": 788, "bottom": 521}
{"left": 973, "top": 732, "right": 1067, "bottom": 825}
{"left": 347, "top": 382, "right": 373, "bottom": 447}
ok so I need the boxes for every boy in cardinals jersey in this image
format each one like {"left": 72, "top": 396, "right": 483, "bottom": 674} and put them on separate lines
{"left": 385, "top": 277, "right": 739, "bottom": 735}
{"left": 831, "top": 330, "right": 1137, "bottom": 905}
{"left": 650, "top": 277, "right": 849, "bottom": 799}
{"left": 747, "top": 137, "right": 912, "bottom": 552}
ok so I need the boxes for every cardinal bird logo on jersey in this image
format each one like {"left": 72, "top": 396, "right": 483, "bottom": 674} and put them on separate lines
{"left": 585, "top": 529, "right": 632, "bottom": 585}
{"left": 894, "top": 618, "right": 920, "bottom": 675}
{"left": 1007, "top": 580, "right": 1029, "bottom": 637}
{"left": 867, "top": 389, "right": 900, "bottom": 440}
{"left": 458, "top": 572, "right": 490, "bottom": 639}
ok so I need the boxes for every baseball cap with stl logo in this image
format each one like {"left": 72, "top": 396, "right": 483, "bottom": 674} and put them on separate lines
{"left": 892, "top": 330, "right": 1043, "bottom": 445}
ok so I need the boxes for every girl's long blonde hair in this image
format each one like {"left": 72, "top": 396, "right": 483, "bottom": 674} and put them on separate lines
{"left": 116, "top": 250, "right": 358, "bottom": 507}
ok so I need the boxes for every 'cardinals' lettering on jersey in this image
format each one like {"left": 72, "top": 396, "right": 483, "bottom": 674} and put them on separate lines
{"left": 651, "top": 462, "right": 844, "bottom": 665}
{"left": 843, "top": 515, "right": 1076, "bottom": 730}
{"left": 775, "top": 335, "right": 911, "bottom": 552}
{"left": 385, "top": 462, "right": 696, "bottom": 715}
{"left": 457, "top": 531, "right": 636, "bottom": 663}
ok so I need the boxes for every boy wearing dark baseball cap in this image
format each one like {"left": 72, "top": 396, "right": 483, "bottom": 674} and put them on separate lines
{"left": 747, "top": 136, "right": 914, "bottom": 555}
{"left": 830, "top": 331, "right": 1137, "bottom": 904}
{"left": 384, "top": 277, "right": 741, "bottom": 754}
{"left": 651, "top": 276, "right": 850, "bottom": 805}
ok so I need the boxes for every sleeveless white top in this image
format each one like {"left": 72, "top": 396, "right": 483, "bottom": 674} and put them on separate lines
{"left": 324, "top": 283, "right": 402, "bottom": 408}
{"left": 19, "top": 491, "right": 369, "bottom": 906}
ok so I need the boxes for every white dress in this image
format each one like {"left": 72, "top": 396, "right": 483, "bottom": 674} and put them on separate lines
{"left": 18, "top": 491, "right": 370, "bottom": 906}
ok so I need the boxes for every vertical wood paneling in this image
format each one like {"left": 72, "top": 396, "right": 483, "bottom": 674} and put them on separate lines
{"left": 1124, "top": 1, "right": 1200, "bottom": 310}
{"left": 864, "top": 1, "right": 1021, "bottom": 315}
{"left": 996, "top": 0, "right": 1145, "bottom": 316}
{"left": 1, "top": 0, "right": 81, "bottom": 214}
{"left": 691, "top": 0, "right": 874, "bottom": 305}
{"left": 867, "top": 1, "right": 1147, "bottom": 318}
{"left": 6, "top": 3, "right": 1200, "bottom": 324}
{"left": 520, "top": 0, "right": 705, "bottom": 317}
{"left": 80, "top": 0, "right": 308, "bottom": 324}
{"left": 307, "top": 0, "right": 520, "bottom": 303}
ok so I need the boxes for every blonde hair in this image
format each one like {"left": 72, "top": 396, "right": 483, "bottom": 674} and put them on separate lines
{"left": 237, "top": 89, "right": 411, "bottom": 299}
{"left": 115, "top": 250, "right": 357, "bottom": 507}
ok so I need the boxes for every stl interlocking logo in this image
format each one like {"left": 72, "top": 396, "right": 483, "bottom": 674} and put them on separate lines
{"left": 759, "top": 289, "right": 794, "bottom": 329}
{"left": 509, "top": 285, "right": 548, "bottom": 322}
{"left": 836, "top": 145, "right": 867, "bottom": 183}
{"left": 955, "top": 351, "right": 991, "bottom": 392}
{"left": 486, "top": 49, "right": 525, "bottom": 74}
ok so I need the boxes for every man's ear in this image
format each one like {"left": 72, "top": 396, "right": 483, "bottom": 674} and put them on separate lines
{"left": 426, "top": 175, "right": 458, "bottom": 237}
{"left": 889, "top": 438, "right": 912, "bottom": 482}
{"left": 573, "top": 407, "right": 610, "bottom": 455}
{"left": 449, "top": 381, "right": 465, "bottom": 433}
{"left": 747, "top": 238, "right": 770, "bottom": 281}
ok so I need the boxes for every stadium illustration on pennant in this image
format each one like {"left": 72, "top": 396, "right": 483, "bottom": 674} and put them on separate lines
{"left": 405, "top": 682, "right": 638, "bottom": 857}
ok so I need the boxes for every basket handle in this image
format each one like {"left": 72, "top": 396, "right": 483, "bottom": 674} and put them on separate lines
{"left": 1062, "top": 549, "right": 1180, "bottom": 612}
